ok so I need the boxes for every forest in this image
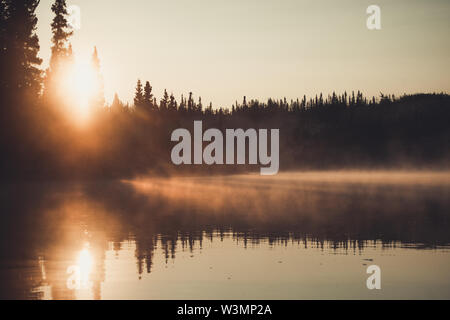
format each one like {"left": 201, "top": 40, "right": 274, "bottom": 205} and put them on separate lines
{"left": 1, "top": 0, "right": 449, "bottom": 180}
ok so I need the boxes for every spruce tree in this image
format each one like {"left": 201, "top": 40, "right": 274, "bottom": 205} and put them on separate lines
{"left": 179, "top": 94, "right": 186, "bottom": 112}
{"left": 143, "top": 81, "right": 153, "bottom": 110}
{"left": 187, "top": 92, "right": 193, "bottom": 113}
{"left": 49, "top": 0, "right": 72, "bottom": 70}
{"left": 44, "top": 0, "right": 73, "bottom": 98}
{"left": 134, "top": 79, "right": 144, "bottom": 109}
{"left": 1, "top": 0, "right": 42, "bottom": 100}
{"left": 197, "top": 96, "right": 203, "bottom": 113}
{"left": 168, "top": 93, "right": 177, "bottom": 112}
{"left": 160, "top": 89, "right": 169, "bottom": 112}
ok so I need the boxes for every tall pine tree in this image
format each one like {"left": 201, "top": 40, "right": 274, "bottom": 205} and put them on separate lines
{"left": 134, "top": 79, "right": 144, "bottom": 109}
{"left": 44, "top": 0, "right": 73, "bottom": 98}
{"left": 143, "top": 81, "right": 153, "bottom": 111}
{"left": 49, "top": 0, "right": 72, "bottom": 70}
{"left": 160, "top": 89, "right": 169, "bottom": 113}
{"left": 168, "top": 93, "right": 177, "bottom": 112}
{"left": 1, "top": 0, "right": 42, "bottom": 102}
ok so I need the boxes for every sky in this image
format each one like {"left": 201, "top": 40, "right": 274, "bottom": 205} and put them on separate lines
{"left": 35, "top": 0, "right": 450, "bottom": 107}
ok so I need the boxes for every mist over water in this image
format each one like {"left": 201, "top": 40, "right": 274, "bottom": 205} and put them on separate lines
{"left": 0, "top": 171, "right": 449, "bottom": 299}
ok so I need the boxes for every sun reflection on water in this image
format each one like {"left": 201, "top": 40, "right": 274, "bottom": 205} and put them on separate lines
{"left": 77, "top": 247, "right": 93, "bottom": 288}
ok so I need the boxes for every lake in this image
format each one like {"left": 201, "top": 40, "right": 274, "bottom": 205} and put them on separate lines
{"left": 0, "top": 171, "right": 449, "bottom": 299}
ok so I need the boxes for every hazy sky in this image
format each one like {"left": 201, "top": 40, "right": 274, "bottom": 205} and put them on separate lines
{"left": 35, "top": 0, "right": 450, "bottom": 106}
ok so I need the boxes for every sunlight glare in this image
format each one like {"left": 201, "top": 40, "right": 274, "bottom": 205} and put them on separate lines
{"left": 62, "top": 57, "right": 98, "bottom": 124}
{"left": 77, "top": 247, "right": 93, "bottom": 288}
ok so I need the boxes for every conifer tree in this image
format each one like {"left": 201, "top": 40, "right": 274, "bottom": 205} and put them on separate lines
{"left": 187, "top": 92, "right": 194, "bottom": 113}
{"left": 206, "top": 102, "right": 213, "bottom": 115}
{"left": 1, "top": 0, "right": 42, "bottom": 100}
{"left": 49, "top": 0, "right": 72, "bottom": 70}
{"left": 134, "top": 79, "right": 144, "bottom": 109}
{"left": 168, "top": 93, "right": 177, "bottom": 112}
{"left": 197, "top": 96, "right": 203, "bottom": 113}
{"left": 179, "top": 94, "right": 186, "bottom": 112}
{"left": 44, "top": 0, "right": 73, "bottom": 98}
{"left": 160, "top": 89, "right": 169, "bottom": 112}
{"left": 144, "top": 81, "right": 153, "bottom": 110}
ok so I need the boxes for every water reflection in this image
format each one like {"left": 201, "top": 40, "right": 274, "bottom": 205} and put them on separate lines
{"left": 0, "top": 171, "right": 449, "bottom": 299}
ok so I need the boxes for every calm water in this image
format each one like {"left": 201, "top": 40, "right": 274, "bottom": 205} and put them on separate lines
{"left": 0, "top": 171, "right": 449, "bottom": 300}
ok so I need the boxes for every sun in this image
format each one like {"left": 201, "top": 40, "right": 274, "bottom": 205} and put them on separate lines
{"left": 77, "top": 247, "right": 93, "bottom": 287}
{"left": 62, "top": 57, "right": 99, "bottom": 125}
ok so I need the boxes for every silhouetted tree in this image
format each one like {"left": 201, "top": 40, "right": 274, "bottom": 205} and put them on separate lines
{"left": 197, "top": 97, "right": 203, "bottom": 114}
{"left": 187, "top": 92, "right": 194, "bottom": 113}
{"left": 49, "top": 0, "right": 72, "bottom": 69}
{"left": 143, "top": 81, "right": 153, "bottom": 111}
{"left": 0, "top": 0, "right": 42, "bottom": 101}
{"left": 178, "top": 94, "right": 186, "bottom": 113}
{"left": 168, "top": 93, "right": 177, "bottom": 112}
{"left": 44, "top": 0, "right": 73, "bottom": 98}
{"left": 205, "top": 102, "right": 213, "bottom": 115}
{"left": 134, "top": 79, "right": 144, "bottom": 109}
{"left": 160, "top": 89, "right": 169, "bottom": 113}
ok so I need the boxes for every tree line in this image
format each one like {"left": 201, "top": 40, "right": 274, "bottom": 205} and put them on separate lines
{"left": 0, "top": 0, "right": 449, "bottom": 180}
